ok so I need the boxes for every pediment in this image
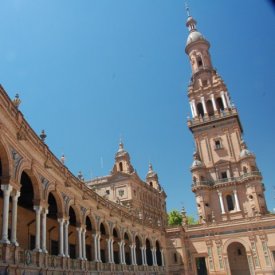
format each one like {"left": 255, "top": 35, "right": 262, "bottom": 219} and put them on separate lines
{"left": 214, "top": 159, "right": 230, "bottom": 166}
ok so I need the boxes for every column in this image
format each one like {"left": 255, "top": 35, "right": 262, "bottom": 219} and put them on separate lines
{"left": 211, "top": 94, "right": 217, "bottom": 112}
{"left": 107, "top": 238, "right": 112, "bottom": 263}
{"left": 41, "top": 209, "right": 48, "bottom": 253}
{"left": 58, "top": 218, "right": 65, "bottom": 256}
{"left": 142, "top": 246, "right": 147, "bottom": 266}
{"left": 93, "top": 234, "right": 98, "bottom": 262}
{"left": 217, "top": 191, "right": 225, "bottom": 214}
{"left": 118, "top": 241, "right": 123, "bottom": 264}
{"left": 152, "top": 248, "right": 157, "bottom": 266}
{"left": 122, "top": 241, "right": 126, "bottom": 264}
{"left": 64, "top": 220, "right": 69, "bottom": 257}
{"left": 0, "top": 184, "right": 12, "bottom": 244}
{"left": 189, "top": 101, "right": 194, "bottom": 118}
{"left": 233, "top": 189, "right": 241, "bottom": 211}
{"left": 132, "top": 247, "right": 134, "bottom": 265}
{"left": 110, "top": 239, "right": 114, "bottom": 263}
{"left": 76, "top": 227, "right": 83, "bottom": 259}
{"left": 192, "top": 100, "right": 198, "bottom": 117}
{"left": 82, "top": 228, "right": 87, "bottom": 260}
{"left": 225, "top": 92, "right": 231, "bottom": 108}
{"left": 33, "top": 205, "right": 42, "bottom": 252}
{"left": 133, "top": 245, "right": 137, "bottom": 265}
{"left": 161, "top": 249, "right": 165, "bottom": 266}
{"left": 201, "top": 96, "right": 207, "bottom": 114}
{"left": 11, "top": 191, "right": 20, "bottom": 246}
{"left": 220, "top": 91, "right": 228, "bottom": 109}
{"left": 97, "top": 234, "right": 101, "bottom": 262}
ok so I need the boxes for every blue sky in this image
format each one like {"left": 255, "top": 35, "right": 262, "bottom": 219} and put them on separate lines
{"left": 0, "top": 0, "right": 274, "bottom": 217}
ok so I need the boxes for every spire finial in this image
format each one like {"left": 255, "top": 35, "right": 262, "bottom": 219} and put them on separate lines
{"left": 185, "top": 1, "right": 191, "bottom": 17}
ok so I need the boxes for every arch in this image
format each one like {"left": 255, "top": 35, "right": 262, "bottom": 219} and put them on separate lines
{"left": 17, "top": 166, "right": 42, "bottom": 202}
{"left": 45, "top": 190, "right": 64, "bottom": 217}
{"left": 0, "top": 139, "right": 12, "bottom": 179}
{"left": 206, "top": 100, "right": 214, "bottom": 116}
{"left": 216, "top": 97, "right": 224, "bottom": 112}
{"left": 197, "top": 56, "right": 203, "bottom": 68}
{"left": 243, "top": 166, "right": 248, "bottom": 174}
{"left": 227, "top": 242, "right": 251, "bottom": 275}
{"left": 222, "top": 238, "right": 251, "bottom": 255}
{"left": 113, "top": 227, "right": 120, "bottom": 264}
{"left": 156, "top": 240, "right": 162, "bottom": 266}
{"left": 196, "top": 103, "right": 204, "bottom": 117}
{"left": 85, "top": 215, "right": 95, "bottom": 261}
{"left": 47, "top": 192, "right": 59, "bottom": 256}
{"left": 18, "top": 171, "right": 35, "bottom": 210}
{"left": 124, "top": 232, "right": 131, "bottom": 265}
{"left": 119, "top": 162, "right": 123, "bottom": 172}
{"left": 135, "top": 235, "right": 143, "bottom": 265}
{"left": 146, "top": 238, "right": 153, "bottom": 266}
{"left": 226, "top": 194, "right": 234, "bottom": 211}
{"left": 67, "top": 203, "right": 81, "bottom": 225}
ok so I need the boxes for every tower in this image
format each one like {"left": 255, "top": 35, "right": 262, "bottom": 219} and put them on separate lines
{"left": 185, "top": 13, "right": 267, "bottom": 223}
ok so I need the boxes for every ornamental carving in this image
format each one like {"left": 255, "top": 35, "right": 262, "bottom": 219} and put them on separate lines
{"left": 10, "top": 147, "right": 23, "bottom": 178}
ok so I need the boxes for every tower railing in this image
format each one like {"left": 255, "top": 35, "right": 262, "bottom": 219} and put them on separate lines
{"left": 188, "top": 107, "right": 238, "bottom": 127}
{"left": 192, "top": 171, "right": 262, "bottom": 188}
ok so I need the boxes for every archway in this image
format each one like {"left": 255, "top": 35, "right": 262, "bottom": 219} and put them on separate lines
{"left": 47, "top": 192, "right": 59, "bottom": 255}
{"left": 197, "top": 103, "right": 204, "bottom": 117}
{"left": 228, "top": 242, "right": 250, "bottom": 275}
{"left": 216, "top": 97, "right": 224, "bottom": 112}
{"left": 135, "top": 236, "right": 142, "bottom": 265}
{"left": 146, "top": 238, "right": 153, "bottom": 266}
{"left": 156, "top": 240, "right": 162, "bottom": 266}
{"left": 124, "top": 232, "right": 131, "bottom": 265}
{"left": 17, "top": 171, "right": 36, "bottom": 250}
{"left": 100, "top": 222, "right": 108, "bottom": 263}
{"left": 113, "top": 228, "right": 120, "bottom": 264}
{"left": 85, "top": 216, "right": 94, "bottom": 261}
{"left": 68, "top": 206, "right": 77, "bottom": 259}
{"left": 206, "top": 100, "right": 214, "bottom": 116}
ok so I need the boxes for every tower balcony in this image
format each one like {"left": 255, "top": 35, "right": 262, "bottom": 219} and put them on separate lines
{"left": 187, "top": 107, "right": 241, "bottom": 131}
{"left": 192, "top": 171, "right": 262, "bottom": 191}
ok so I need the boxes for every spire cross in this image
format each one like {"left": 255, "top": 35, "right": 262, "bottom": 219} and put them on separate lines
{"left": 185, "top": 1, "right": 191, "bottom": 17}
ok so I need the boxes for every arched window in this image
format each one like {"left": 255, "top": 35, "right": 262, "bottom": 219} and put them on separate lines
{"left": 243, "top": 166, "right": 248, "bottom": 174}
{"left": 197, "top": 56, "right": 203, "bottom": 68}
{"left": 206, "top": 100, "right": 214, "bottom": 116}
{"left": 216, "top": 97, "right": 224, "bottom": 112}
{"left": 197, "top": 103, "right": 204, "bottom": 117}
{"left": 149, "top": 181, "right": 153, "bottom": 187}
{"left": 226, "top": 195, "right": 234, "bottom": 211}
{"left": 193, "top": 176, "right": 197, "bottom": 183}
{"left": 119, "top": 162, "right": 123, "bottom": 171}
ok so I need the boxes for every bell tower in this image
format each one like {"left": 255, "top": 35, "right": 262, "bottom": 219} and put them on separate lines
{"left": 185, "top": 12, "right": 267, "bottom": 223}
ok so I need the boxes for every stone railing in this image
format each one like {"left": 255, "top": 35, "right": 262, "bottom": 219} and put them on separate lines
{"left": 192, "top": 171, "right": 262, "bottom": 189}
{"left": 0, "top": 245, "right": 166, "bottom": 274}
{"left": 187, "top": 107, "right": 238, "bottom": 128}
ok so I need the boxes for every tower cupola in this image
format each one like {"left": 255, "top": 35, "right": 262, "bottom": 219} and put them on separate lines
{"left": 112, "top": 141, "right": 134, "bottom": 174}
{"left": 146, "top": 163, "right": 161, "bottom": 191}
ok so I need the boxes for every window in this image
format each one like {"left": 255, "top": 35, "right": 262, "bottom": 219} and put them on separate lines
{"left": 149, "top": 182, "right": 153, "bottom": 187}
{"left": 197, "top": 57, "right": 203, "bottom": 67}
{"left": 174, "top": 253, "right": 178, "bottom": 263}
{"left": 202, "top": 80, "right": 208, "bottom": 86}
{"left": 119, "top": 162, "right": 123, "bottom": 171}
{"left": 30, "top": 235, "right": 35, "bottom": 250}
{"left": 106, "top": 190, "right": 110, "bottom": 195}
{"left": 215, "top": 140, "right": 222, "bottom": 149}
{"left": 193, "top": 176, "right": 197, "bottom": 183}
{"left": 243, "top": 166, "right": 248, "bottom": 174}
{"left": 237, "top": 248, "right": 242, "bottom": 255}
{"left": 226, "top": 195, "right": 234, "bottom": 211}
{"left": 221, "top": 172, "right": 227, "bottom": 179}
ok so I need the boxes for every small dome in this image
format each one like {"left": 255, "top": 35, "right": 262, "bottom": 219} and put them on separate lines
{"left": 116, "top": 142, "right": 128, "bottom": 157}
{"left": 146, "top": 163, "right": 157, "bottom": 178}
{"left": 186, "top": 30, "right": 205, "bottom": 46}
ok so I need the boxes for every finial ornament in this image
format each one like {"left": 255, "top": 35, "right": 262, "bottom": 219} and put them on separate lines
{"left": 185, "top": 1, "right": 191, "bottom": 17}
{"left": 13, "top": 93, "right": 21, "bottom": 109}
{"left": 60, "top": 154, "right": 65, "bottom": 165}
{"left": 40, "top": 130, "right": 47, "bottom": 142}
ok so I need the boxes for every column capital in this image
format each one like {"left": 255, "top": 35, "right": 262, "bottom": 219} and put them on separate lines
{"left": 33, "top": 205, "right": 42, "bottom": 212}
{"left": 11, "top": 191, "right": 20, "bottom": 200}
{"left": 1, "top": 184, "right": 12, "bottom": 193}
{"left": 58, "top": 218, "right": 65, "bottom": 224}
